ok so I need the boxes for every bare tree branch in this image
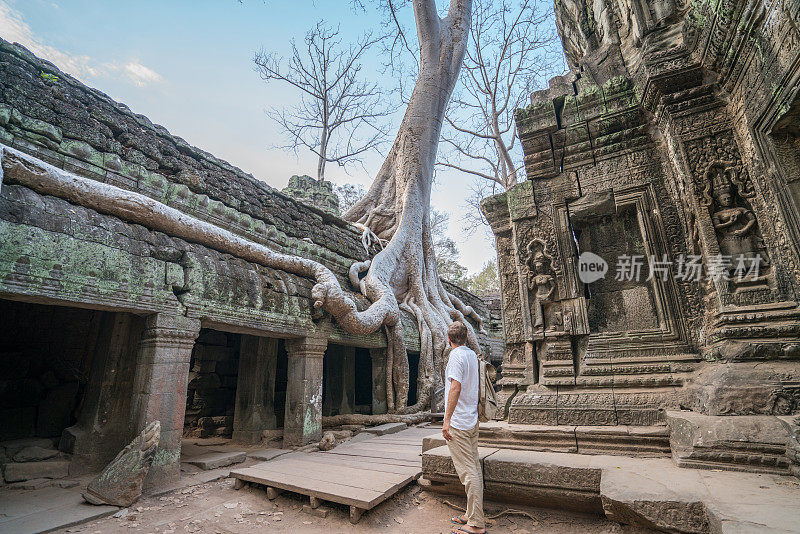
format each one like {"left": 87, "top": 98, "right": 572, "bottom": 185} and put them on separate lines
{"left": 255, "top": 22, "right": 393, "bottom": 181}
{"left": 436, "top": 0, "right": 561, "bottom": 234}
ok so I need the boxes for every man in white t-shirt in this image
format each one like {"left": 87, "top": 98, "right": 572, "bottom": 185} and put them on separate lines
{"left": 442, "top": 320, "right": 485, "bottom": 534}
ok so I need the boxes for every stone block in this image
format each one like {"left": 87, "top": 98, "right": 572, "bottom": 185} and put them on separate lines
{"left": 363, "top": 422, "right": 407, "bottom": 436}
{"left": 600, "top": 464, "right": 709, "bottom": 533}
{"left": 4, "top": 460, "right": 69, "bottom": 482}
{"left": 183, "top": 451, "right": 246, "bottom": 470}
{"left": 666, "top": 410, "right": 790, "bottom": 474}
{"left": 13, "top": 445, "right": 59, "bottom": 462}
{"left": 247, "top": 448, "right": 289, "bottom": 462}
{"left": 422, "top": 445, "right": 499, "bottom": 489}
{"left": 6, "top": 477, "right": 53, "bottom": 490}
{"left": 302, "top": 504, "right": 330, "bottom": 517}
{"left": 1, "top": 437, "right": 55, "bottom": 457}
{"left": 422, "top": 434, "right": 445, "bottom": 452}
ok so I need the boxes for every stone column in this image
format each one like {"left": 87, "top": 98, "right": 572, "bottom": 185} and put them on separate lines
{"left": 371, "top": 348, "right": 388, "bottom": 415}
{"left": 61, "top": 313, "right": 143, "bottom": 471}
{"left": 340, "top": 346, "right": 355, "bottom": 415}
{"left": 233, "top": 336, "right": 278, "bottom": 444}
{"left": 283, "top": 336, "right": 327, "bottom": 447}
{"left": 130, "top": 313, "right": 200, "bottom": 488}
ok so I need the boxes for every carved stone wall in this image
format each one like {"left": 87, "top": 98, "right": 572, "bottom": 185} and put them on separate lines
{"left": 485, "top": 0, "right": 800, "bottom": 426}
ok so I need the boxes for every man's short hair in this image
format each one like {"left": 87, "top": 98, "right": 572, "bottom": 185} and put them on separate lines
{"left": 447, "top": 321, "right": 468, "bottom": 346}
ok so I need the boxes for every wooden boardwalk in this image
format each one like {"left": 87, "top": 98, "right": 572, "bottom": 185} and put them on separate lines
{"left": 230, "top": 425, "right": 433, "bottom": 523}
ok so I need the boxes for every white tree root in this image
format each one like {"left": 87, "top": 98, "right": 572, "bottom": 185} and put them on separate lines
{"left": 0, "top": 145, "right": 399, "bottom": 337}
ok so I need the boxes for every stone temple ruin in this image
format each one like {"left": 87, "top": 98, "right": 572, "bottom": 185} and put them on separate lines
{"left": 480, "top": 0, "right": 800, "bottom": 476}
{"left": 2, "top": 0, "right": 800, "bottom": 530}
{"left": 0, "top": 36, "right": 500, "bottom": 492}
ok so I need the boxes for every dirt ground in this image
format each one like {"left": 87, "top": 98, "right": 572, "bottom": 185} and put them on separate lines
{"left": 56, "top": 477, "right": 654, "bottom": 534}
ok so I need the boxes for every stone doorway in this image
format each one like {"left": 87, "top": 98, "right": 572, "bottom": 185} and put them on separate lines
{"left": 0, "top": 298, "right": 143, "bottom": 483}
{"left": 183, "top": 329, "right": 242, "bottom": 440}
{"left": 323, "top": 344, "right": 376, "bottom": 416}
{"left": 183, "top": 329, "right": 287, "bottom": 445}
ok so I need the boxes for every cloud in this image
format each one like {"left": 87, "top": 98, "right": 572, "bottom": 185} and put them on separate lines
{"left": 0, "top": 1, "right": 163, "bottom": 87}
{"left": 0, "top": 1, "right": 98, "bottom": 77}
{"left": 123, "top": 61, "right": 163, "bottom": 86}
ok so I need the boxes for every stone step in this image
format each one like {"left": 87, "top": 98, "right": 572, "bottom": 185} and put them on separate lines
{"left": 422, "top": 421, "right": 670, "bottom": 458}
{"left": 421, "top": 446, "right": 800, "bottom": 533}
{"left": 182, "top": 451, "right": 246, "bottom": 470}
{"left": 3, "top": 460, "right": 70, "bottom": 482}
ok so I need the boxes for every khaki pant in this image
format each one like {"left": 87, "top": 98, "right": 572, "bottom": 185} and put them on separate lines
{"left": 447, "top": 423, "right": 485, "bottom": 529}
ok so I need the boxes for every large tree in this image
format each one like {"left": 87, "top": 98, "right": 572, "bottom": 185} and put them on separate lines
{"left": 339, "top": 0, "right": 483, "bottom": 413}
{"left": 254, "top": 22, "right": 391, "bottom": 181}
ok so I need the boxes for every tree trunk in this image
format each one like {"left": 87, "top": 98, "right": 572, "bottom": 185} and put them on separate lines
{"left": 344, "top": 0, "right": 483, "bottom": 412}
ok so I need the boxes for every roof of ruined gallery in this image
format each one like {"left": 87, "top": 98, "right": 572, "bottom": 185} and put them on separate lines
{"left": 0, "top": 37, "right": 377, "bottom": 273}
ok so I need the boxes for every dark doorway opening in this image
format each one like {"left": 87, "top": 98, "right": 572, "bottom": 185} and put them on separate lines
{"left": 354, "top": 348, "right": 372, "bottom": 414}
{"left": 0, "top": 299, "right": 101, "bottom": 443}
{"left": 407, "top": 351, "right": 420, "bottom": 407}
{"left": 274, "top": 340, "right": 288, "bottom": 428}
{"left": 184, "top": 329, "right": 241, "bottom": 438}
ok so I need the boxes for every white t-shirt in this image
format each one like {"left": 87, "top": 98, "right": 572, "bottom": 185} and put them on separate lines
{"left": 444, "top": 345, "right": 479, "bottom": 431}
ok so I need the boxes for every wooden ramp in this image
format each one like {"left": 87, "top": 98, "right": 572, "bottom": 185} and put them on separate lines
{"left": 230, "top": 426, "right": 432, "bottom": 523}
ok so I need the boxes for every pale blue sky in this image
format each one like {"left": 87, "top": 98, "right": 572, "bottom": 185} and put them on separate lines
{"left": 0, "top": 0, "right": 558, "bottom": 274}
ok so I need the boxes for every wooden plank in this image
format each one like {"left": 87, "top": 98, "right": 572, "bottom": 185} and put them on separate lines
{"left": 304, "top": 453, "right": 421, "bottom": 476}
{"left": 328, "top": 447, "right": 422, "bottom": 464}
{"left": 319, "top": 451, "right": 420, "bottom": 468}
{"left": 230, "top": 467, "right": 384, "bottom": 508}
{"left": 253, "top": 458, "right": 411, "bottom": 491}
{"left": 252, "top": 462, "right": 414, "bottom": 504}
{"left": 323, "top": 449, "right": 420, "bottom": 465}
{"left": 335, "top": 444, "right": 421, "bottom": 455}
{"left": 330, "top": 446, "right": 421, "bottom": 462}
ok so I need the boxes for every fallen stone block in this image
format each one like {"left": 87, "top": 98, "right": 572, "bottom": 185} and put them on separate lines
{"left": 13, "top": 445, "right": 60, "bottom": 462}
{"left": 303, "top": 504, "right": 331, "bottom": 517}
{"left": 600, "top": 462, "right": 709, "bottom": 533}
{"left": 422, "top": 445, "right": 499, "bottom": 495}
{"left": 6, "top": 477, "right": 53, "bottom": 490}
{"left": 184, "top": 451, "right": 246, "bottom": 470}
{"left": 0, "top": 437, "right": 55, "bottom": 457}
{"left": 666, "top": 410, "right": 790, "bottom": 474}
{"left": 422, "top": 433, "right": 445, "bottom": 452}
{"left": 3, "top": 460, "right": 69, "bottom": 482}
{"left": 247, "top": 448, "right": 289, "bottom": 462}
{"left": 363, "top": 422, "right": 407, "bottom": 436}
{"left": 318, "top": 432, "right": 337, "bottom": 451}
{"left": 483, "top": 449, "right": 602, "bottom": 514}
{"left": 84, "top": 420, "right": 159, "bottom": 507}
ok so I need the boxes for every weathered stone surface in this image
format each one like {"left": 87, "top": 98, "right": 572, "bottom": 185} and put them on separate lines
{"left": 0, "top": 437, "right": 54, "bottom": 457}
{"left": 282, "top": 175, "right": 340, "bottom": 215}
{"left": 666, "top": 411, "right": 790, "bottom": 475}
{"left": 184, "top": 451, "right": 246, "bottom": 470}
{"left": 364, "top": 422, "right": 407, "bottom": 436}
{"left": 780, "top": 415, "right": 800, "bottom": 479}
{"left": 247, "top": 448, "right": 289, "bottom": 462}
{"left": 318, "top": 431, "right": 337, "bottom": 451}
{"left": 682, "top": 363, "right": 800, "bottom": 416}
{"left": 3, "top": 460, "right": 69, "bottom": 482}
{"left": 83, "top": 420, "right": 159, "bottom": 507}
{"left": 483, "top": 0, "right": 800, "bottom": 437}
{"left": 423, "top": 447, "right": 800, "bottom": 532}
{"left": 12, "top": 445, "right": 59, "bottom": 462}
